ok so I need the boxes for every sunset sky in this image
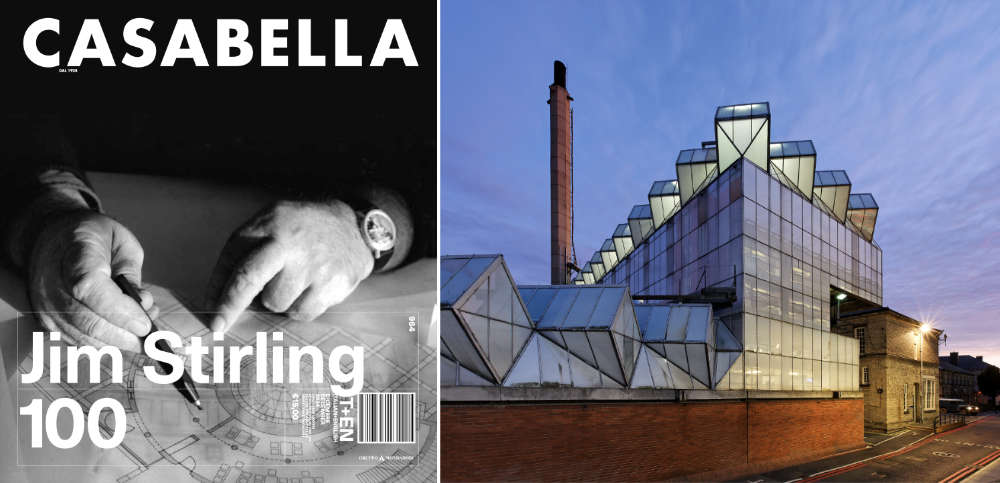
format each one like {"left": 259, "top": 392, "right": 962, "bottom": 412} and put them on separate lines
{"left": 442, "top": 1, "right": 1000, "bottom": 365}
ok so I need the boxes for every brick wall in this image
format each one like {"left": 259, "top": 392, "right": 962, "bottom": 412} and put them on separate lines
{"left": 442, "top": 398, "right": 864, "bottom": 481}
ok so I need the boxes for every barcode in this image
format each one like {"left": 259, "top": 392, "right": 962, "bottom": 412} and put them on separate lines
{"left": 358, "top": 392, "right": 416, "bottom": 444}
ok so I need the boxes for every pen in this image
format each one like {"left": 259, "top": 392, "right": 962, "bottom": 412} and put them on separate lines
{"left": 112, "top": 274, "right": 203, "bottom": 410}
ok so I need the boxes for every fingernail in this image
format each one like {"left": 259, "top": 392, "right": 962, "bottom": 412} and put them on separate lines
{"left": 210, "top": 316, "right": 226, "bottom": 332}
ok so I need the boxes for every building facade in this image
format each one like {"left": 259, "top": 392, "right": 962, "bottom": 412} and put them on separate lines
{"left": 942, "top": 352, "right": 999, "bottom": 404}
{"left": 834, "top": 308, "right": 941, "bottom": 431}
{"left": 441, "top": 99, "right": 884, "bottom": 480}
{"left": 939, "top": 354, "right": 977, "bottom": 403}
{"left": 590, "top": 103, "right": 878, "bottom": 393}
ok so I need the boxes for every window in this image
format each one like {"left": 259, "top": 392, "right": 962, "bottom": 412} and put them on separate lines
{"left": 862, "top": 367, "right": 870, "bottom": 385}
{"left": 903, "top": 384, "right": 909, "bottom": 413}
{"left": 854, "top": 326, "right": 865, "bottom": 354}
{"left": 924, "top": 378, "right": 936, "bottom": 411}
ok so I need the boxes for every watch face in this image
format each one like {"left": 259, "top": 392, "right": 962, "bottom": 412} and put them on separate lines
{"left": 363, "top": 209, "right": 396, "bottom": 252}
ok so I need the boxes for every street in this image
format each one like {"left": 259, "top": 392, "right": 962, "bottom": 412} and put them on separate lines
{"left": 746, "top": 414, "right": 1000, "bottom": 482}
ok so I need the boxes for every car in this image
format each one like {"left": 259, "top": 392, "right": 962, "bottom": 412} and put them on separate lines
{"left": 939, "top": 398, "right": 978, "bottom": 415}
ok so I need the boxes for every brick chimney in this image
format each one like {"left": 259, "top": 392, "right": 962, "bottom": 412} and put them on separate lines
{"left": 950, "top": 352, "right": 959, "bottom": 365}
{"left": 549, "top": 60, "right": 574, "bottom": 284}
{"left": 977, "top": 355, "right": 983, "bottom": 362}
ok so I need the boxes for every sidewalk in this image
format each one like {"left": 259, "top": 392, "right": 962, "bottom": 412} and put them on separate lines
{"left": 965, "top": 455, "right": 1000, "bottom": 483}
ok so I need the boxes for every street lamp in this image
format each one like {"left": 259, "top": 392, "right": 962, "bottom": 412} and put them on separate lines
{"left": 835, "top": 292, "right": 847, "bottom": 324}
{"left": 917, "top": 322, "right": 931, "bottom": 422}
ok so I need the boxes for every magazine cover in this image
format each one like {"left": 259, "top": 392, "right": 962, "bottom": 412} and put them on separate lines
{"left": 439, "top": 2, "right": 1000, "bottom": 482}
{"left": 1, "top": 3, "right": 437, "bottom": 483}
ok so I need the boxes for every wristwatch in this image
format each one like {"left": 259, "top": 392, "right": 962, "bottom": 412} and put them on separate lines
{"left": 355, "top": 205, "right": 397, "bottom": 272}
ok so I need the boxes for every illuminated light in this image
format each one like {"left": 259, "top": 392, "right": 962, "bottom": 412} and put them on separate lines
{"left": 836, "top": 293, "right": 847, "bottom": 301}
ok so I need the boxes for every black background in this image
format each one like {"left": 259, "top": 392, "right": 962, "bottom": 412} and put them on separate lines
{"left": 1, "top": 2, "right": 437, "bottom": 254}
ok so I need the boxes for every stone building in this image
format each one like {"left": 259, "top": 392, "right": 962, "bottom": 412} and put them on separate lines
{"left": 938, "top": 354, "right": 977, "bottom": 402}
{"left": 834, "top": 307, "right": 942, "bottom": 432}
{"left": 943, "top": 352, "right": 999, "bottom": 404}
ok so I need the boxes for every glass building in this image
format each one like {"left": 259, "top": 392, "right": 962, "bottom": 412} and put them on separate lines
{"left": 442, "top": 103, "right": 879, "bottom": 395}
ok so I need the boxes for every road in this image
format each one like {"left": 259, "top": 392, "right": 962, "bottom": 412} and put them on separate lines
{"left": 747, "top": 414, "right": 1000, "bottom": 483}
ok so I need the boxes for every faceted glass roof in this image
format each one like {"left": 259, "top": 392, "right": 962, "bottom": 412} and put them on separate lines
{"left": 649, "top": 179, "right": 679, "bottom": 196}
{"left": 848, "top": 193, "right": 878, "bottom": 209}
{"left": 518, "top": 286, "right": 629, "bottom": 329}
{"left": 677, "top": 155, "right": 720, "bottom": 205}
{"left": 649, "top": 180, "right": 681, "bottom": 229}
{"left": 516, "top": 285, "right": 643, "bottom": 386}
{"left": 627, "top": 204, "right": 654, "bottom": 249}
{"left": 715, "top": 102, "right": 769, "bottom": 120}
{"left": 770, "top": 140, "right": 816, "bottom": 157}
{"left": 676, "top": 147, "right": 718, "bottom": 164}
{"left": 504, "top": 333, "right": 623, "bottom": 389}
{"left": 441, "top": 254, "right": 499, "bottom": 306}
{"left": 612, "top": 223, "right": 634, "bottom": 261}
{"left": 847, "top": 193, "right": 879, "bottom": 241}
{"left": 769, "top": 140, "right": 817, "bottom": 200}
{"left": 439, "top": 254, "right": 535, "bottom": 384}
{"left": 814, "top": 170, "right": 851, "bottom": 187}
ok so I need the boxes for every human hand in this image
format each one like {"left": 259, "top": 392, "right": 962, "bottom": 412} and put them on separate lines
{"left": 206, "top": 200, "right": 373, "bottom": 331}
{"left": 28, "top": 211, "right": 157, "bottom": 352}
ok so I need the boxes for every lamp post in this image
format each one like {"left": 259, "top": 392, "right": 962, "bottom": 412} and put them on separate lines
{"left": 918, "top": 322, "right": 931, "bottom": 422}
{"left": 835, "top": 292, "right": 847, "bottom": 324}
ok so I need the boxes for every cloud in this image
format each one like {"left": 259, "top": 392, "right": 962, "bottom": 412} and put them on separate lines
{"left": 442, "top": 1, "right": 1000, "bottom": 358}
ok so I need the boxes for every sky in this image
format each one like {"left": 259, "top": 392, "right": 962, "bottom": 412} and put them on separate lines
{"left": 441, "top": 1, "right": 1000, "bottom": 367}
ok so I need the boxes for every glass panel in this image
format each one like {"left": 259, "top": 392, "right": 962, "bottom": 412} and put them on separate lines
{"left": 793, "top": 324, "right": 803, "bottom": 358}
{"left": 589, "top": 288, "right": 625, "bottom": 328}
{"left": 686, "top": 344, "right": 710, "bottom": 387}
{"left": 666, "top": 305, "right": 690, "bottom": 341}
{"left": 620, "top": 333, "right": 637, "bottom": 381}
{"left": 685, "top": 307, "right": 710, "bottom": 342}
{"left": 714, "top": 351, "right": 734, "bottom": 387}
{"left": 513, "top": 297, "right": 533, "bottom": 328}
{"left": 441, "top": 256, "right": 494, "bottom": 305}
{"left": 441, "top": 336, "right": 455, "bottom": 361}
{"left": 488, "top": 271, "right": 513, "bottom": 322}
{"left": 771, "top": 319, "right": 782, "bottom": 355}
{"left": 538, "top": 289, "right": 579, "bottom": 328}
{"left": 644, "top": 306, "right": 670, "bottom": 341}
{"left": 588, "top": 331, "right": 623, "bottom": 384}
{"left": 570, "top": 352, "right": 603, "bottom": 388}
{"left": 441, "top": 309, "right": 492, "bottom": 382}
{"left": 781, "top": 355, "right": 792, "bottom": 390}
{"left": 538, "top": 335, "right": 571, "bottom": 386}
{"left": 758, "top": 352, "right": 769, "bottom": 389}
{"left": 745, "top": 351, "right": 758, "bottom": 390}
{"left": 770, "top": 354, "right": 782, "bottom": 390}
{"left": 647, "top": 349, "right": 673, "bottom": 388}
{"left": 459, "top": 365, "right": 495, "bottom": 386}
{"left": 561, "top": 330, "right": 597, "bottom": 366}
{"left": 745, "top": 314, "right": 757, "bottom": 352}
{"left": 664, "top": 343, "right": 688, "bottom": 371}
{"left": 463, "top": 311, "right": 490, "bottom": 349}
{"left": 525, "top": 288, "right": 557, "bottom": 323}
{"left": 440, "top": 257, "right": 470, "bottom": 288}
{"left": 793, "top": 358, "right": 803, "bottom": 390}
{"left": 781, "top": 321, "right": 793, "bottom": 357}
{"left": 513, "top": 325, "right": 532, "bottom": 356}
{"left": 463, "top": 281, "right": 489, "bottom": 315}
{"left": 564, "top": 287, "right": 602, "bottom": 328}
{"left": 489, "top": 319, "right": 513, "bottom": 377}
{"left": 757, "top": 316, "right": 770, "bottom": 353}
{"left": 441, "top": 355, "right": 458, "bottom": 386}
